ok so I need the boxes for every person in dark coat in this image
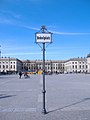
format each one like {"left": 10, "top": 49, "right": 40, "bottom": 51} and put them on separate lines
{"left": 19, "top": 71, "right": 22, "bottom": 78}
{"left": 24, "top": 72, "right": 29, "bottom": 78}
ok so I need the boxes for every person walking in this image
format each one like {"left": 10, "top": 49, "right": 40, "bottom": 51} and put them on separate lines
{"left": 24, "top": 72, "right": 29, "bottom": 78}
{"left": 19, "top": 71, "right": 22, "bottom": 78}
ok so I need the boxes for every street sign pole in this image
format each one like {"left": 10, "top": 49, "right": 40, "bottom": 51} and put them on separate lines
{"left": 42, "top": 42, "right": 47, "bottom": 114}
{"left": 35, "top": 26, "right": 52, "bottom": 114}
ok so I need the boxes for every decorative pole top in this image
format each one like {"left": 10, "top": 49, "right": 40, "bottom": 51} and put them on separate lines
{"left": 41, "top": 26, "right": 47, "bottom": 33}
{"left": 35, "top": 25, "right": 52, "bottom": 43}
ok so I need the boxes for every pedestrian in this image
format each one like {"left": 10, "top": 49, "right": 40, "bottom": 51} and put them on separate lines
{"left": 24, "top": 72, "right": 29, "bottom": 78}
{"left": 19, "top": 71, "right": 22, "bottom": 78}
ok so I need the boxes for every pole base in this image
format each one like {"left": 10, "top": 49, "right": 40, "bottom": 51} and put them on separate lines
{"left": 42, "top": 109, "right": 47, "bottom": 114}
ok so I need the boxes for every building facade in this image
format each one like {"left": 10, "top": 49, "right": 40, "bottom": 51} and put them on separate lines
{"left": 23, "top": 54, "right": 90, "bottom": 74}
{"left": 23, "top": 60, "right": 65, "bottom": 73}
{"left": 0, "top": 53, "right": 90, "bottom": 74}
{"left": 64, "top": 58, "right": 88, "bottom": 73}
{"left": 87, "top": 53, "right": 90, "bottom": 73}
{"left": 0, "top": 57, "right": 23, "bottom": 74}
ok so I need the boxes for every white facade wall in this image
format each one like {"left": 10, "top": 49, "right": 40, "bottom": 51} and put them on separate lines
{"left": 0, "top": 58, "right": 22, "bottom": 73}
{"left": 65, "top": 58, "right": 88, "bottom": 73}
{"left": 1, "top": 54, "right": 90, "bottom": 74}
{"left": 87, "top": 57, "right": 90, "bottom": 73}
{"left": 23, "top": 60, "right": 65, "bottom": 73}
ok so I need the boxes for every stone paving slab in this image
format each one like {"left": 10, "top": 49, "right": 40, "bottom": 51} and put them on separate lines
{"left": 0, "top": 74, "right": 90, "bottom": 120}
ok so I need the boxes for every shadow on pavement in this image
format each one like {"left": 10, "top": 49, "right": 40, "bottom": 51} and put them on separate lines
{"left": 0, "top": 94, "right": 16, "bottom": 99}
{"left": 48, "top": 98, "right": 90, "bottom": 114}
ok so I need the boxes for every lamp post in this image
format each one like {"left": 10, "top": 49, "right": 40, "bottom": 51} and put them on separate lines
{"left": 35, "top": 26, "right": 52, "bottom": 114}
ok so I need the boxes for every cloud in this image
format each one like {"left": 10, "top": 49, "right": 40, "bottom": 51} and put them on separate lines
{"left": 22, "top": 25, "right": 40, "bottom": 31}
{"left": 0, "top": 10, "right": 90, "bottom": 36}
{"left": 49, "top": 30, "right": 90, "bottom": 35}
{"left": 3, "top": 52, "right": 42, "bottom": 56}
{"left": 0, "top": 10, "right": 21, "bottom": 19}
{"left": 21, "top": 25, "right": 90, "bottom": 36}
{"left": 2, "top": 51, "right": 74, "bottom": 57}
{"left": 0, "top": 10, "right": 21, "bottom": 25}
{"left": 2, "top": 46, "right": 35, "bottom": 51}
{"left": 0, "top": 18, "right": 12, "bottom": 24}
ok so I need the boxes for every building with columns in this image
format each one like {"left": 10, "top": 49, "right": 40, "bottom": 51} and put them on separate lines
{"left": 0, "top": 53, "right": 90, "bottom": 74}
{"left": 23, "top": 60, "right": 65, "bottom": 73}
{"left": 23, "top": 54, "right": 90, "bottom": 74}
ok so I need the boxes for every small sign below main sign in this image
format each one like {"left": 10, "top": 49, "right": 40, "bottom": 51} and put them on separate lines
{"left": 35, "top": 33, "right": 52, "bottom": 43}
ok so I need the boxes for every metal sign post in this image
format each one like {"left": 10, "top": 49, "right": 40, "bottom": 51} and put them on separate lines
{"left": 35, "top": 26, "right": 52, "bottom": 114}
{"left": 42, "top": 42, "right": 46, "bottom": 114}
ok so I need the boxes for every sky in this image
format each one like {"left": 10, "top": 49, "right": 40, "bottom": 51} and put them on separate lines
{"left": 0, "top": 0, "right": 90, "bottom": 60}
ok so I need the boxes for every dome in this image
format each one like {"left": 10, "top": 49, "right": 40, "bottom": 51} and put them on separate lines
{"left": 87, "top": 53, "right": 90, "bottom": 58}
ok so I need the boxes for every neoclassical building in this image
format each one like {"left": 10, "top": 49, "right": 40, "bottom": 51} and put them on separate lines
{"left": 87, "top": 53, "right": 90, "bottom": 73}
{"left": 65, "top": 58, "right": 88, "bottom": 73}
{"left": 0, "top": 53, "right": 90, "bottom": 74}
{"left": 23, "top": 60, "right": 65, "bottom": 73}
{"left": 0, "top": 57, "right": 23, "bottom": 74}
{"left": 22, "top": 53, "right": 90, "bottom": 74}
{"left": 65, "top": 53, "right": 90, "bottom": 73}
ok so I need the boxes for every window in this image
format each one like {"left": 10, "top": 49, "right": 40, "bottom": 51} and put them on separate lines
{"left": 56, "top": 64, "right": 58, "bottom": 67}
{"left": 79, "top": 65, "right": 81, "bottom": 69}
{"left": 3, "top": 65, "right": 5, "bottom": 68}
{"left": 6, "top": 65, "right": 8, "bottom": 68}
{"left": 86, "top": 65, "right": 88, "bottom": 69}
{"left": 14, "top": 65, "right": 15, "bottom": 69}
{"left": 11, "top": 65, "right": 12, "bottom": 69}
{"left": 72, "top": 65, "right": 74, "bottom": 69}
{"left": 75, "top": 65, "right": 77, "bottom": 69}
{"left": 83, "top": 65, "right": 84, "bottom": 69}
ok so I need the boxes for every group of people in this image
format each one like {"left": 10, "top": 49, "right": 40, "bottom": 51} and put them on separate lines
{"left": 19, "top": 71, "right": 29, "bottom": 79}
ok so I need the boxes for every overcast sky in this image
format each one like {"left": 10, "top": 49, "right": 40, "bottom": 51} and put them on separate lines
{"left": 0, "top": 0, "right": 90, "bottom": 60}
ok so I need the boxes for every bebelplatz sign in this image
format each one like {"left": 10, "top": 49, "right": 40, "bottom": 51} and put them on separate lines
{"left": 35, "top": 33, "right": 52, "bottom": 43}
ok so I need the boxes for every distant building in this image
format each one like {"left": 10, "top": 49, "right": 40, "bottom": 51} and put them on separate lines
{"left": 22, "top": 54, "right": 90, "bottom": 74}
{"left": 22, "top": 60, "right": 66, "bottom": 73}
{"left": 64, "top": 58, "right": 88, "bottom": 73}
{"left": 87, "top": 53, "right": 90, "bottom": 73}
{"left": 0, "top": 57, "right": 22, "bottom": 74}
{"left": 0, "top": 53, "right": 90, "bottom": 74}
{"left": 65, "top": 54, "right": 90, "bottom": 73}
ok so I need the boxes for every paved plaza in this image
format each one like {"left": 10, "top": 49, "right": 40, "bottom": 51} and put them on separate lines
{"left": 0, "top": 74, "right": 90, "bottom": 120}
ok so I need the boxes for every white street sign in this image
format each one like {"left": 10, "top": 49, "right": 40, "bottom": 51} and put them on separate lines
{"left": 35, "top": 33, "right": 52, "bottom": 43}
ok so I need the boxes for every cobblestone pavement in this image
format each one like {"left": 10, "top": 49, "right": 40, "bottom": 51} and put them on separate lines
{"left": 0, "top": 74, "right": 90, "bottom": 120}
